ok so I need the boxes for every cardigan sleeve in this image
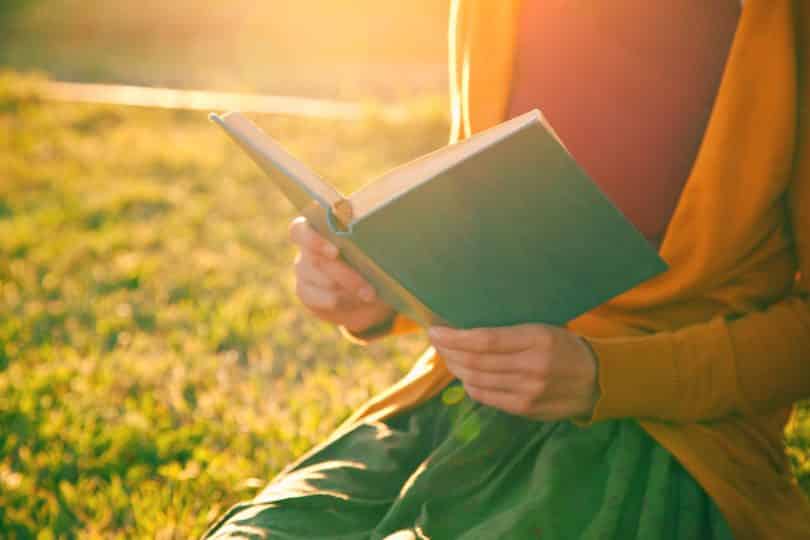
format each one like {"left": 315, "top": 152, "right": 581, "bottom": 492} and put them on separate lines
{"left": 338, "top": 313, "right": 421, "bottom": 345}
{"left": 583, "top": 30, "right": 810, "bottom": 422}
{"left": 585, "top": 216, "right": 810, "bottom": 423}
{"left": 583, "top": 293, "right": 810, "bottom": 423}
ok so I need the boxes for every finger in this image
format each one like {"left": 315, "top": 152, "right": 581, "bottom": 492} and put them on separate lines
{"left": 299, "top": 275, "right": 342, "bottom": 297}
{"left": 445, "top": 360, "right": 533, "bottom": 393}
{"left": 435, "top": 346, "right": 527, "bottom": 374}
{"left": 296, "top": 281, "right": 342, "bottom": 311}
{"left": 289, "top": 217, "right": 339, "bottom": 259}
{"left": 428, "top": 325, "right": 538, "bottom": 354}
{"left": 316, "top": 257, "right": 376, "bottom": 302}
{"left": 295, "top": 252, "right": 339, "bottom": 289}
{"left": 463, "top": 384, "right": 537, "bottom": 417}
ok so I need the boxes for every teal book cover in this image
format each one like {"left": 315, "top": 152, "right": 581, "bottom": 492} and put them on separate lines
{"left": 212, "top": 111, "right": 668, "bottom": 329}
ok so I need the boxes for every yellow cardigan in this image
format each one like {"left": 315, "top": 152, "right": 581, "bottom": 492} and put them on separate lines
{"left": 339, "top": 1, "right": 810, "bottom": 537}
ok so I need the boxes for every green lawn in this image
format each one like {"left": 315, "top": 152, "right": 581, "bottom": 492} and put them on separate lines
{"left": 0, "top": 72, "right": 445, "bottom": 538}
{"left": 0, "top": 72, "right": 808, "bottom": 538}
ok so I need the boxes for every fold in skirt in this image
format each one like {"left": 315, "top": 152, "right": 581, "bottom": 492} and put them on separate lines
{"left": 203, "top": 382, "right": 733, "bottom": 540}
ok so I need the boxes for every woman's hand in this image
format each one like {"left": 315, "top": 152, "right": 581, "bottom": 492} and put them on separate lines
{"left": 428, "top": 324, "right": 599, "bottom": 421}
{"left": 289, "top": 217, "right": 394, "bottom": 334}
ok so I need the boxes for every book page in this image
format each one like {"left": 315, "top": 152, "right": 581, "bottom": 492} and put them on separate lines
{"left": 212, "top": 112, "right": 343, "bottom": 210}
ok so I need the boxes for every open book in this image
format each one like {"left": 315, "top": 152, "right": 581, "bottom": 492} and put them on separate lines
{"left": 210, "top": 110, "right": 667, "bottom": 328}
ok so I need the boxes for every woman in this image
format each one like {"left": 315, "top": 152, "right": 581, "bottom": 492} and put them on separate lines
{"left": 205, "top": 1, "right": 810, "bottom": 538}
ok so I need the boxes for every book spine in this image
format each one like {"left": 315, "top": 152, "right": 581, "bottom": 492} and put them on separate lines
{"left": 330, "top": 199, "right": 354, "bottom": 229}
{"left": 303, "top": 202, "right": 444, "bottom": 328}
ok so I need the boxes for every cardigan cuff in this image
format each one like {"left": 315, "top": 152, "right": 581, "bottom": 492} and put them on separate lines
{"left": 581, "top": 333, "right": 682, "bottom": 423}
{"left": 579, "top": 316, "right": 745, "bottom": 424}
{"left": 339, "top": 312, "right": 420, "bottom": 345}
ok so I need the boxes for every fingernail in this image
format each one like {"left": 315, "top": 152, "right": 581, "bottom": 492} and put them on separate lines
{"left": 323, "top": 243, "right": 339, "bottom": 258}
{"left": 358, "top": 286, "right": 375, "bottom": 302}
{"left": 428, "top": 326, "right": 447, "bottom": 340}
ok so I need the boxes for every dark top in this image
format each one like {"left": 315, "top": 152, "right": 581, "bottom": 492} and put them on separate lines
{"left": 507, "top": 0, "right": 741, "bottom": 243}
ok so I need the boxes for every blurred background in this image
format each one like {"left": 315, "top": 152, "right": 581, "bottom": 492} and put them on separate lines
{"left": 1, "top": 1, "right": 452, "bottom": 538}
{"left": 0, "top": 0, "right": 449, "bottom": 99}
{"left": 0, "top": 2, "right": 808, "bottom": 539}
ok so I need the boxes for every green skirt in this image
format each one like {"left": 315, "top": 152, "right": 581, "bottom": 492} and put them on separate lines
{"left": 203, "top": 382, "right": 733, "bottom": 539}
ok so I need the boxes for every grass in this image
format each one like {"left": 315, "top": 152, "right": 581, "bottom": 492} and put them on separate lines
{"left": 0, "top": 71, "right": 446, "bottom": 538}
{"left": 0, "top": 71, "right": 807, "bottom": 538}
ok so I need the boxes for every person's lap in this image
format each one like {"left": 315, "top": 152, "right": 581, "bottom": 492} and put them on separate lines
{"left": 203, "top": 382, "right": 733, "bottom": 540}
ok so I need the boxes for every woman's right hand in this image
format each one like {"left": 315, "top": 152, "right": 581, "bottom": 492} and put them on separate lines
{"left": 289, "top": 217, "right": 395, "bottom": 334}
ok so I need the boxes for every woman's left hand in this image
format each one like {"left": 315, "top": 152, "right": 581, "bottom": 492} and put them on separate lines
{"left": 428, "top": 324, "right": 599, "bottom": 421}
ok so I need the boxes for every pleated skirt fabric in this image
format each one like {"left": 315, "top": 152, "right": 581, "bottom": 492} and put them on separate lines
{"left": 203, "top": 382, "right": 734, "bottom": 540}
